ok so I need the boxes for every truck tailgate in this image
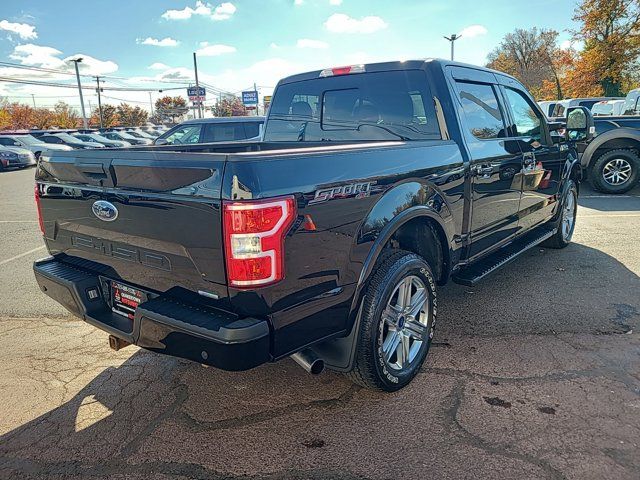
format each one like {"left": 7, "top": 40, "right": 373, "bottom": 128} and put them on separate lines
{"left": 36, "top": 150, "right": 228, "bottom": 300}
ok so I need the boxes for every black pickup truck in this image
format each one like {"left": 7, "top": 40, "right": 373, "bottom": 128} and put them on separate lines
{"left": 33, "top": 59, "right": 593, "bottom": 391}
{"left": 578, "top": 115, "right": 640, "bottom": 194}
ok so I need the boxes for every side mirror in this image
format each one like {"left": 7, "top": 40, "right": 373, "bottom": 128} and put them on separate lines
{"left": 154, "top": 138, "right": 168, "bottom": 146}
{"left": 565, "top": 106, "right": 594, "bottom": 142}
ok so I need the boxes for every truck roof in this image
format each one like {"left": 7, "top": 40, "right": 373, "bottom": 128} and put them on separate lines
{"left": 277, "top": 58, "right": 520, "bottom": 85}
{"left": 180, "top": 116, "right": 265, "bottom": 125}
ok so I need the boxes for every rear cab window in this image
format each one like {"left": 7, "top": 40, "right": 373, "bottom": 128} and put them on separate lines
{"left": 264, "top": 70, "right": 440, "bottom": 142}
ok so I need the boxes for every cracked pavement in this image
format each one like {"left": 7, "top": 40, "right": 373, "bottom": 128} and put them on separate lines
{"left": 1, "top": 167, "right": 639, "bottom": 479}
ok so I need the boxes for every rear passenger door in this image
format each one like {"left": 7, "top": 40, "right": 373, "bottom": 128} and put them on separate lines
{"left": 452, "top": 76, "right": 523, "bottom": 259}
{"left": 499, "top": 83, "right": 565, "bottom": 232}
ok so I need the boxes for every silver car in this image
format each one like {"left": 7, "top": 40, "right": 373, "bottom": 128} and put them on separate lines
{"left": 0, "top": 134, "right": 73, "bottom": 159}
{"left": 0, "top": 145, "right": 36, "bottom": 170}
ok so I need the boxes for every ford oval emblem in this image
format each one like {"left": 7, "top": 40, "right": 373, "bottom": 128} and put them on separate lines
{"left": 92, "top": 200, "right": 118, "bottom": 222}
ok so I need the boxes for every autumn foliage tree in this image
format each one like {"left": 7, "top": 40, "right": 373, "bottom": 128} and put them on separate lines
{"left": 487, "top": 0, "right": 640, "bottom": 100}
{"left": 211, "top": 97, "right": 248, "bottom": 117}
{"left": 571, "top": 0, "right": 640, "bottom": 96}
{"left": 154, "top": 96, "right": 188, "bottom": 123}
{"left": 90, "top": 104, "right": 119, "bottom": 128}
{"left": 116, "top": 103, "right": 148, "bottom": 126}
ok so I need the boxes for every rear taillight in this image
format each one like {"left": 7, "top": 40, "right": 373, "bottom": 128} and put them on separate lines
{"left": 223, "top": 195, "right": 296, "bottom": 288}
{"left": 34, "top": 183, "right": 44, "bottom": 235}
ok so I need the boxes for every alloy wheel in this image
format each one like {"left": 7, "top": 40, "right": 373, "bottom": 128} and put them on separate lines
{"left": 379, "top": 275, "right": 431, "bottom": 372}
{"left": 602, "top": 158, "right": 632, "bottom": 186}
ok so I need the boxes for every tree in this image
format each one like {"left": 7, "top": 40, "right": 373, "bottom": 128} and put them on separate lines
{"left": 7, "top": 103, "right": 35, "bottom": 129}
{"left": 211, "top": 97, "right": 248, "bottom": 117}
{"left": 30, "top": 108, "right": 55, "bottom": 129}
{"left": 154, "top": 96, "right": 188, "bottom": 123}
{"left": 487, "top": 28, "right": 567, "bottom": 99}
{"left": 50, "top": 102, "right": 80, "bottom": 128}
{"left": 116, "top": 103, "right": 148, "bottom": 126}
{"left": 572, "top": 0, "right": 640, "bottom": 96}
{"left": 90, "top": 104, "right": 119, "bottom": 128}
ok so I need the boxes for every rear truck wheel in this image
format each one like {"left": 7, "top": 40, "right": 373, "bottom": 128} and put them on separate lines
{"left": 589, "top": 149, "right": 639, "bottom": 194}
{"left": 542, "top": 179, "right": 577, "bottom": 249}
{"left": 347, "top": 250, "right": 436, "bottom": 391}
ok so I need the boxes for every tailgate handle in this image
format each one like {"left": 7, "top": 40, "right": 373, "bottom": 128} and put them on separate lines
{"left": 77, "top": 162, "right": 107, "bottom": 178}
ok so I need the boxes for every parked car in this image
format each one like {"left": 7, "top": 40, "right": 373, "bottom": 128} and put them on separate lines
{"left": 34, "top": 132, "right": 105, "bottom": 150}
{"left": 154, "top": 116, "right": 265, "bottom": 145}
{"left": 537, "top": 100, "right": 558, "bottom": 118}
{"left": 550, "top": 97, "right": 623, "bottom": 119}
{"left": 591, "top": 99, "right": 626, "bottom": 117}
{"left": 0, "top": 145, "right": 36, "bottom": 170}
{"left": 100, "top": 130, "right": 152, "bottom": 145}
{"left": 0, "top": 134, "right": 73, "bottom": 158}
{"left": 34, "top": 59, "right": 591, "bottom": 391}
{"left": 72, "top": 132, "right": 131, "bottom": 148}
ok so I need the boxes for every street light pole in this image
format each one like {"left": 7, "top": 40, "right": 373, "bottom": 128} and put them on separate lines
{"left": 443, "top": 34, "right": 461, "bottom": 61}
{"left": 193, "top": 52, "right": 202, "bottom": 119}
{"left": 70, "top": 58, "right": 88, "bottom": 129}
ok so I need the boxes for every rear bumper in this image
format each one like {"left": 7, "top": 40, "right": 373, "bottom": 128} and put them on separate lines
{"left": 33, "top": 257, "right": 271, "bottom": 371}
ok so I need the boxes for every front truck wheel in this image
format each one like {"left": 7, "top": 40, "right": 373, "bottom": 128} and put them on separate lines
{"left": 589, "top": 149, "right": 639, "bottom": 194}
{"left": 347, "top": 250, "right": 437, "bottom": 391}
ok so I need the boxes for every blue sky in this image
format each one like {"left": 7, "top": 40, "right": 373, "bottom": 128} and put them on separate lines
{"left": 0, "top": 0, "right": 581, "bottom": 111}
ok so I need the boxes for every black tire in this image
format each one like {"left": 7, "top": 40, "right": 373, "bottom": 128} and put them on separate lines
{"left": 346, "top": 249, "right": 437, "bottom": 391}
{"left": 589, "top": 149, "right": 639, "bottom": 194}
{"left": 542, "top": 179, "right": 577, "bottom": 249}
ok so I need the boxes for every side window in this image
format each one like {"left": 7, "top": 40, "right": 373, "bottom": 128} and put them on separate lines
{"left": 202, "top": 123, "right": 245, "bottom": 142}
{"left": 0, "top": 138, "right": 16, "bottom": 146}
{"left": 164, "top": 125, "right": 202, "bottom": 145}
{"left": 455, "top": 81, "right": 506, "bottom": 140}
{"left": 243, "top": 122, "right": 261, "bottom": 138}
{"left": 504, "top": 88, "right": 542, "bottom": 139}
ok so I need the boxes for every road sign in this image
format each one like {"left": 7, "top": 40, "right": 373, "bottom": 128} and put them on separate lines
{"left": 242, "top": 90, "right": 258, "bottom": 106}
{"left": 263, "top": 95, "right": 272, "bottom": 108}
{"left": 187, "top": 86, "right": 206, "bottom": 101}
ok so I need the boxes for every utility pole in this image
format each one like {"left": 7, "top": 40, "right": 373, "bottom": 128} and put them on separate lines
{"left": 31, "top": 94, "right": 36, "bottom": 108}
{"left": 148, "top": 91, "right": 154, "bottom": 117}
{"left": 443, "top": 34, "right": 461, "bottom": 61}
{"left": 193, "top": 52, "right": 202, "bottom": 119}
{"left": 254, "top": 82, "right": 258, "bottom": 116}
{"left": 95, "top": 76, "right": 104, "bottom": 129}
{"left": 70, "top": 58, "right": 88, "bottom": 129}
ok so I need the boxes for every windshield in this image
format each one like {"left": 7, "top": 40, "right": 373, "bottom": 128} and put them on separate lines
{"left": 264, "top": 70, "right": 440, "bottom": 142}
{"left": 55, "top": 133, "right": 84, "bottom": 143}
{"left": 591, "top": 103, "right": 613, "bottom": 116}
{"left": 15, "top": 135, "right": 41, "bottom": 145}
{"left": 117, "top": 132, "right": 139, "bottom": 140}
{"left": 91, "top": 134, "right": 114, "bottom": 142}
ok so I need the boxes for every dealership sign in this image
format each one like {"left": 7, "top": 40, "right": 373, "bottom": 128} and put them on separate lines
{"left": 242, "top": 90, "right": 258, "bottom": 106}
{"left": 187, "top": 86, "right": 206, "bottom": 102}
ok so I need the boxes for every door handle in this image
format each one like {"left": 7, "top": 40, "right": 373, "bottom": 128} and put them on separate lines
{"left": 523, "top": 152, "right": 536, "bottom": 167}
{"left": 472, "top": 164, "right": 493, "bottom": 177}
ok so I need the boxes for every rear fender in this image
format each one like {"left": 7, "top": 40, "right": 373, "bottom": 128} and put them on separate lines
{"left": 315, "top": 181, "right": 455, "bottom": 371}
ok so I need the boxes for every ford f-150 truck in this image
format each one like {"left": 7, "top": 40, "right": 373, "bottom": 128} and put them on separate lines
{"left": 33, "top": 59, "right": 593, "bottom": 391}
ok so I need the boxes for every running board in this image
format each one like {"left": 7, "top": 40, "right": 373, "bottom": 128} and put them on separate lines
{"left": 452, "top": 227, "right": 556, "bottom": 286}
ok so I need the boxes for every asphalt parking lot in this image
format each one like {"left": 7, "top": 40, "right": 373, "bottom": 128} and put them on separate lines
{"left": 0, "top": 166, "right": 639, "bottom": 480}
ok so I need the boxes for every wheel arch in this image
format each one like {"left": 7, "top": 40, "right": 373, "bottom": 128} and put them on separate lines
{"left": 581, "top": 130, "right": 640, "bottom": 169}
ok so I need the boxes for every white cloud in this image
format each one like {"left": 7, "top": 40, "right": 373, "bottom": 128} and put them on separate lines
{"left": 212, "top": 2, "right": 237, "bottom": 20}
{"left": 196, "top": 42, "right": 236, "bottom": 56}
{"left": 161, "top": 1, "right": 236, "bottom": 21}
{"left": 0, "top": 20, "right": 37, "bottom": 40}
{"left": 148, "top": 62, "right": 171, "bottom": 70}
{"left": 324, "top": 13, "right": 387, "bottom": 34}
{"left": 458, "top": 24, "right": 487, "bottom": 39}
{"left": 329, "top": 0, "right": 342, "bottom": 5}
{"left": 270, "top": 42, "right": 280, "bottom": 49}
{"left": 157, "top": 67, "right": 193, "bottom": 81}
{"left": 137, "top": 37, "right": 179, "bottom": 47}
{"left": 6, "top": 44, "right": 118, "bottom": 77}
{"left": 296, "top": 38, "right": 329, "bottom": 49}
{"left": 294, "top": 0, "right": 304, "bottom": 5}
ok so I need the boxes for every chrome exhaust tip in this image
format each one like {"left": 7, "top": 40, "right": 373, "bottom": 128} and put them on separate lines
{"left": 291, "top": 348, "right": 325, "bottom": 375}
